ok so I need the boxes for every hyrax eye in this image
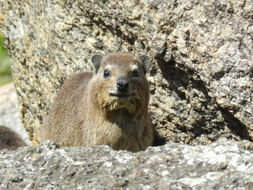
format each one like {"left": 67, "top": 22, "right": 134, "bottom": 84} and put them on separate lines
{"left": 132, "top": 70, "right": 139, "bottom": 77}
{"left": 103, "top": 69, "right": 111, "bottom": 78}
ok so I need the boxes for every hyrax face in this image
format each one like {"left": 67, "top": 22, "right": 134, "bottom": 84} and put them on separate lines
{"left": 90, "top": 53, "right": 151, "bottom": 115}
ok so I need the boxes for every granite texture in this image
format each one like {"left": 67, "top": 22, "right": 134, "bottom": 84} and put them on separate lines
{"left": 0, "top": 141, "right": 253, "bottom": 189}
{"left": 0, "top": 0, "right": 252, "bottom": 144}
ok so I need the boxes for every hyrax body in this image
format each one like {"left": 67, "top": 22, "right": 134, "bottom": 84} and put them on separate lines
{"left": 39, "top": 53, "right": 154, "bottom": 152}
{"left": 0, "top": 125, "right": 26, "bottom": 150}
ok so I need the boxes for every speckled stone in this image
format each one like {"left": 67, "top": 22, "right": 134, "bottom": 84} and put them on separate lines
{"left": 0, "top": 141, "right": 253, "bottom": 189}
{"left": 0, "top": 0, "right": 252, "bottom": 144}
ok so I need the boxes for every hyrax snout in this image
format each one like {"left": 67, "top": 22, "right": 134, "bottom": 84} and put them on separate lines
{"left": 38, "top": 53, "right": 154, "bottom": 152}
{"left": 116, "top": 76, "right": 129, "bottom": 94}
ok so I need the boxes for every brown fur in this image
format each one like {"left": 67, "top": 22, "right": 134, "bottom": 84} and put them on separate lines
{"left": 0, "top": 126, "right": 26, "bottom": 150}
{"left": 38, "top": 53, "right": 154, "bottom": 152}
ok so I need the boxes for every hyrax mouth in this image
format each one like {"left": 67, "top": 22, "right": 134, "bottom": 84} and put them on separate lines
{"left": 106, "top": 92, "right": 139, "bottom": 114}
{"left": 109, "top": 93, "right": 134, "bottom": 99}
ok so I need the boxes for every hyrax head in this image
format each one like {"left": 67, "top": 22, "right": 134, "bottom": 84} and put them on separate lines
{"left": 90, "top": 53, "right": 151, "bottom": 115}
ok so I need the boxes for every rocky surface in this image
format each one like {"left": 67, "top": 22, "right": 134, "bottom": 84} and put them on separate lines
{"left": 0, "top": 141, "right": 253, "bottom": 189}
{"left": 0, "top": 83, "right": 30, "bottom": 144}
{"left": 0, "top": 0, "right": 252, "bottom": 144}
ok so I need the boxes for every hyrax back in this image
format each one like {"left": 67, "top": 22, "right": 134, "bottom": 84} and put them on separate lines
{"left": 39, "top": 53, "right": 154, "bottom": 152}
{"left": 0, "top": 125, "right": 26, "bottom": 150}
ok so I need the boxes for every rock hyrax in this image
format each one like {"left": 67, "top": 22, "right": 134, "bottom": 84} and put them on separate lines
{"left": 39, "top": 52, "right": 154, "bottom": 152}
{"left": 0, "top": 125, "right": 26, "bottom": 150}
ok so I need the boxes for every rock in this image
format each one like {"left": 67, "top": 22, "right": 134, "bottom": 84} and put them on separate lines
{"left": 0, "top": 0, "right": 252, "bottom": 144}
{"left": 0, "top": 141, "right": 253, "bottom": 189}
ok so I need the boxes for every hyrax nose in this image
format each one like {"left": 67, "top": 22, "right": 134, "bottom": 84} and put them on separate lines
{"left": 117, "top": 77, "right": 129, "bottom": 92}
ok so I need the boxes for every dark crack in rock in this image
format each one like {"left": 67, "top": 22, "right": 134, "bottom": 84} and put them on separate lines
{"left": 0, "top": 0, "right": 252, "bottom": 144}
{"left": 0, "top": 141, "right": 253, "bottom": 189}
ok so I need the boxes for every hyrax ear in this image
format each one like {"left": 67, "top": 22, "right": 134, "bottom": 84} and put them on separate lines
{"left": 139, "top": 55, "right": 151, "bottom": 74}
{"left": 91, "top": 54, "right": 103, "bottom": 73}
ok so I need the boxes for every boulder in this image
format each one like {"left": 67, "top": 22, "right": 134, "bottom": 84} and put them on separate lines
{"left": 0, "top": 141, "right": 253, "bottom": 189}
{"left": 0, "top": 0, "right": 252, "bottom": 144}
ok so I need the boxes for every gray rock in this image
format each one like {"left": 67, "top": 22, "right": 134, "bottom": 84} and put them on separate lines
{"left": 0, "top": 0, "right": 252, "bottom": 144}
{"left": 0, "top": 141, "right": 253, "bottom": 189}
